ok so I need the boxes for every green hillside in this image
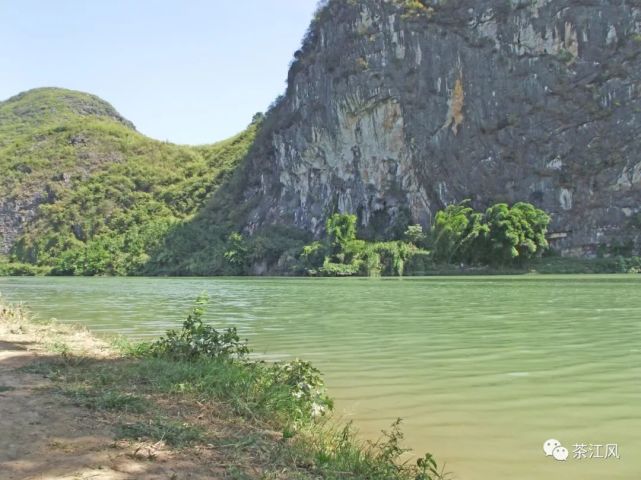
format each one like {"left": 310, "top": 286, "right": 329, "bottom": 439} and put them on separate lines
{"left": 0, "top": 87, "right": 258, "bottom": 275}
{"left": 0, "top": 88, "right": 624, "bottom": 277}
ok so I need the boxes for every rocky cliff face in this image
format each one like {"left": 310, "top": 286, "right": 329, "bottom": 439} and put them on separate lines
{"left": 239, "top": 0, "right": 641, "bottom": 255}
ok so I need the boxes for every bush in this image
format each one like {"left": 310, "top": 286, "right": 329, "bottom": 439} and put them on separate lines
{"left": 266, "top": 359, "right": 333, "bottom": 419}
{"left": 145, "top": 296, "right": 333, "bottom": 423}
{"left": 300, "top": 241, "right": 328, "bottom": 273}
{"left": 248, "top": 225, "right": 311, "bottom": 270}
{"left": 369, "top": 242, "right": 413, "bottom": 276}
{"left": 481, "top": 202, "right": 550, "bottom": 265}
{"left": 150, "top": 295, "right": 249, "bottom": 361}
{"left": 326, "top": 213, "right": 358, "bottom": 255}
{"left": 320, "top": 259, "right": 362, "bottom": 277}
{"left": 0, "top": 258, "right": 49, "bottom": 276}
{"left": 223, "top": 232, "right": 251, "bottom": 273}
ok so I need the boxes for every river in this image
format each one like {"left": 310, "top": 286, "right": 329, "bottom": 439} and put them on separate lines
{"left": 1, "top": 275, "right": 639, "bottom": 479}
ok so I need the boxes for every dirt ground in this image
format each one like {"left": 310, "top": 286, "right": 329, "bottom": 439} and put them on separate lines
{"left": 0, "top": 319, "right": 225, "bottom": 480}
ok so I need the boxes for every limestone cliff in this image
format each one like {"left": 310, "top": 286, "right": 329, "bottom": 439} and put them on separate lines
{"left": 236, "top": 0, "right": 641, "bottom": 255}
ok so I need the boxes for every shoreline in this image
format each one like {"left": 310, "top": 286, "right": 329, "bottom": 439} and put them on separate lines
{"left": 0, "top": 298, "right": 447, "bottom": 480}
{"left": 2, "top": 254, "right": 641, "bottom": 277}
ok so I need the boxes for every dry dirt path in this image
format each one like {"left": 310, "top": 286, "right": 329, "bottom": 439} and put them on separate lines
{"left": 0, "top": 325, "right": 222, "bottom": 480}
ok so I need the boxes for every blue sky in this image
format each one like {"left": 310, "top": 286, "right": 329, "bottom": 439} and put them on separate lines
{"left": 0, "top": 0, "right": 319, "bottom": 144}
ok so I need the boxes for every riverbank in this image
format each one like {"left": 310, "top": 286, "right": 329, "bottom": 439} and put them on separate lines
{"left": 0, "top": 298, "right": 446, "bottom": 480}
{"left": 3, "top": 254, "right": 641, "bottom": 277}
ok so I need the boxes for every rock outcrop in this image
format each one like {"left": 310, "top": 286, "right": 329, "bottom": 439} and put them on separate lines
{"left": 237, "top": 0, "right": 641, "bottom": 255}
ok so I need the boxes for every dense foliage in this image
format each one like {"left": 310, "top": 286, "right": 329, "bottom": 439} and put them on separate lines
{"left": 2, "top": 89, "right": 632, "bottom": 277}
{"left": 0, "top": 88, "right": 258, "bottom": 275}
{"left": 431, "top": 201, "right": 551, "bottom": 266}
{"left": 301, "top": 213, "right": 427, "bottom": 276}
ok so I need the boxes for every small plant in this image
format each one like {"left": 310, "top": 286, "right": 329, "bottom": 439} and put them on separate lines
{"left": 356, "top": 57, "right": 369, "bottom": 71}
{"left": 268, "top": 359, "right": 333, "bottom": 419}
{"left": 399, "top": 0, "right": 434, "bottom": 19}
{"left": 416, "top": 453, "right": 443, "bottom": 480}
{"left": 150, "top": 294, "right": 249, "bottom": 361}
{"left": 50, "top": 341, "right": 71, "bottom": 357}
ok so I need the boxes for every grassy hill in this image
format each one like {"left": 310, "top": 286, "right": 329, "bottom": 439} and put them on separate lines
{"left": 0, "top": 87, "right": 258, "bottom": 275}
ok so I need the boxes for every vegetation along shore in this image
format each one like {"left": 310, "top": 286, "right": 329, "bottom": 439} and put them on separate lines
{"left": 0, "top": 296, "right": 449, "bottom": 480}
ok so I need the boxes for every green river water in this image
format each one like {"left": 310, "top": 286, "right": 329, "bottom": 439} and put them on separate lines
{"left": 0, "top": 275, "right": 639, "bottom": 479}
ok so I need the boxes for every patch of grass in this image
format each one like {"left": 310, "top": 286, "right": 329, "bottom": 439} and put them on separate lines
{"left": 286, "top": 420, "right": 450, "bottom": 480}
{"left": 116, "top": 418, "right": 205, "bottom": 447}
{"left": 110, "top": 336, "right": 154, "bottom": 357}
{"left": 63, "top": 386, "right": 147, "bottom": 413}
{"left": 0, "top": 385, "right": 15, "bottom": 393}
{"left": 19, "top": 360, "right": 66, "bottom": 377}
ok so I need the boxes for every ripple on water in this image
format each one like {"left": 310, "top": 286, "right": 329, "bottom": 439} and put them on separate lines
{"left": 1, "top": 275, "right": 640, "bottom": 480}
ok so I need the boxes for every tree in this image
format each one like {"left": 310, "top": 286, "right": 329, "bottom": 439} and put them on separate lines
{"left": 431, "top": 201, "right": 550, "bottom": 266}
{"left": 404, "top": 224, "right": 427, "bottom": 247}
{"left": 431, "top": 201, "right": 487, "bottom": 264}
{"left": 326, "top": 213, "right": 358, "bottom": 254}
{"left": 223, "top": 233, "right": 250, "bottom": 272}
{"left": 483, "top": 202, "right": 550, "bottom": 264}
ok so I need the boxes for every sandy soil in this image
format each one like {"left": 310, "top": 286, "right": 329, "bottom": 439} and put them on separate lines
{"left": 0, "top": 317, "right": 224, "bottom": 480}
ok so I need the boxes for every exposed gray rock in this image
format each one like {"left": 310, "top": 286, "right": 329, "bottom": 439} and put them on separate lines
{"left": 0, "top": 197, "right": 39, "bottom": 254}
{"left": 237, "top": 0, "right": 641, "bottom": 256}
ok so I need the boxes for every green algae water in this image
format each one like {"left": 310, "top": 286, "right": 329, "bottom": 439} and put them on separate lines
{"left": 1, "top": 275, "right": 639, "bottom": 479}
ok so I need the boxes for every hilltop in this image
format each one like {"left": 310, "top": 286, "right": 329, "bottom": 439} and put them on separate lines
{"left": 0, "top": 87, "right": 258, "bottom": 274}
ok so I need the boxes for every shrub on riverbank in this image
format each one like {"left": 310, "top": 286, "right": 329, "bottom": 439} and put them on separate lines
{"left": 143, "top": 295, "right": 333, "bottom": 424}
